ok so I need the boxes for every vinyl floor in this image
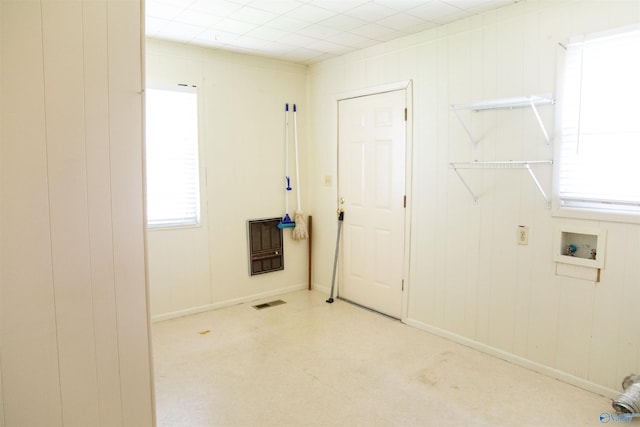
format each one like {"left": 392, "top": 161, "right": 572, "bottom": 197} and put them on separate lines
{"left": 152, "top": 289, "right": 613, "bottom": 426}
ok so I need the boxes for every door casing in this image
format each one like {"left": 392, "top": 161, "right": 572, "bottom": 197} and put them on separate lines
{"left": 335, "top": 80, "right": 413, "bottom": 321}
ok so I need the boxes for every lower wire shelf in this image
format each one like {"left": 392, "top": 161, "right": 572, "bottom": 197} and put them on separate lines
{"left": 449, "top": 160, "right": 553, "bottom": 206}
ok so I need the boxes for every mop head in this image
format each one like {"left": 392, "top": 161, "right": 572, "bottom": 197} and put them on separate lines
{"left": 292, "top": 211, "right": 308, "bottom": 240}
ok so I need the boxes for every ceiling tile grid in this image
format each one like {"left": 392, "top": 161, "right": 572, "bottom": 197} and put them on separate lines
{"left": 146, "top": 0, "right": 516, "bottom": 64}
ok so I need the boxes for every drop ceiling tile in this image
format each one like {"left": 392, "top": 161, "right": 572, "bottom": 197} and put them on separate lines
{"left": 281, "top": 46, "right": 326, "bottom": 62}
{"left": 401, "top": 20, "right": 440, "bottom": 35}
{"left": 296, "top": 23, "right": 342, "bottom": 40}
{"left": 193, "top": 29, "right": 240, "bottom": 45}
{"left": 227, "top": 0, "right": 253, "bottom": 5}
{"left": 246, "top": 26, "right": 289, "bottom": 42}
{"left": 145, "top": 0, "right": 187, "bottom": 19}
{"left": 349, "top": 22, "right": 400, "bottom": 41}
{"left": 327, "top": 31, "right": 378, "bottom": 49}
{"left": 174, "top": 9, "right": 222, "bottom": 27}
{"left": 407, "top": 1, "right": 470, "bottom": 24}
{"left": 157, "top": 0, "right": 197, "bottom": 7}
{"left": 318, "top": 14, "right": 366, "bottom": 32}
{"left": 377, "top": 12, "right": 427, "bottom": 31}
{"left": 305, "top": 39, "right": 352, "bottom": 55}
{"left": 145, "top": 16, "right": 170, "bottom": 35}
{"left": 446, "top": 0, "right": 510, "bottom": 12}
{"left": 233, "top": 35, "right": 271, "bottom": 49}
{"left": 213, "top": 17, "right": 258, "bottom": 34}
{"left": 382, "top": 0, "right": 433, "bottom": 12}
{"left": 189, "top": 0, "right": 242, "bottom": 16}
{"left": 280, "top": 32, "right": 320, "bottom": 47}
{"left": 265, "top": 15, "right": 310, "bottom": 32}
{"left": 311, "top": 0, "right": 369, "bottom": 14}
{"left": 247, "top": 0, "right": 306, "bottom": 15}
{"left": 344, "top": 2, "right": 401, "bottom": 22}
{"left": 286, "top": 4, "right": 337, "bottom": 22}
{"left": 230, "top": 6, "right": 279, "bottom": 25}
{"left": 157, "top": 21, "right": 206, "bottom": 42}
{"left": 259, "top": 41, "right": 298, "bottom": 54}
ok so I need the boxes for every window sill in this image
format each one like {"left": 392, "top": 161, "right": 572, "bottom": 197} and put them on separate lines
{"left": 147, "top": 223, "right": 202, "bottom": 232}
{"left": 551, "top": 203, "right": 640, "bottom": 225}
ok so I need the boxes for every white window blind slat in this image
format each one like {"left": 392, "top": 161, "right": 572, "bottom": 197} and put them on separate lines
{"left": 558, "top": 26, "right": 640, "bottom": 214}
{"left": 145, "top": 87, "right": 200, "bottom": 228}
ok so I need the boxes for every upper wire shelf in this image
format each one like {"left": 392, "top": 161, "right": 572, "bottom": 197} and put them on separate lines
{"left": 450, "top": 94, "right": 555, "bottom": 145}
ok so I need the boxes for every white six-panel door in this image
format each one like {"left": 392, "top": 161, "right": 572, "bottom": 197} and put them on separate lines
{"left": 338, "top": 89, "right": 407, "bottom": 318}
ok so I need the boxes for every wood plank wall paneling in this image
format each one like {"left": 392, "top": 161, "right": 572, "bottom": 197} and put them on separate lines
{"left": 0, "top": 0, "right": 154, "bottom": 425}
{"left": 1, "top": 1, "right": 63, "bottom": 425}
{"left": 41, "top": 2, "right": 101, "bottom": 423}
{"left": 308, "top": 0, "right": 640, "bottom": 397}
{"left": 107, "top": 2, "right": 155, "bottom": 425}
{"left": 0, "top": 0, "right": 3, "bottom": 424}
{"left": 145, "top": 40, "right": 309, "bottom": 319}
{"left": 82, "top": 1, "right": 124, "bottom": 424}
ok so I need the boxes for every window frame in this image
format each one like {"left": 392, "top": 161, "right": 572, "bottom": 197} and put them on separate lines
{"left": 552, "top": 23, "right": 640, "bottom": 225}
{"left": 144, "top": 83, "right": 204, "bottom": 230}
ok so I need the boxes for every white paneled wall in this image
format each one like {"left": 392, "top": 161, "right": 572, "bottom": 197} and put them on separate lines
{"left": 308, "top": 0, "right": 640, "bottom": 397}
{"left": 146, "top": 40, "right": 309, "bottom": 320}
{"left": 0, "top": 1, "right": 154, "bottom": 426}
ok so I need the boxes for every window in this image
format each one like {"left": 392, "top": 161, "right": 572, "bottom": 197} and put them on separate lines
{"left": 145, "top": 86, "right": 200, "bottom": 228}
{"left": 556, "top": 25, "right": 640, "bottom": 218}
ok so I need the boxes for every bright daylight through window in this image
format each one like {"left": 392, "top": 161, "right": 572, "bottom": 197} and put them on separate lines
{"left": 557, "top": 25, "right": 640, "bottom": 217}
{"left": 145, "top": 86, "right": 200, "bottom": 228}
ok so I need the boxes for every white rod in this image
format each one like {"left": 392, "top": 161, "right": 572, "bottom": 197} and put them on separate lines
{"left": 529, "top": 99, "right": 551, "bottom": 144}
{"left": 452, "top": 166, "right": 479, "bottom": 204}
{"left": 525, "top": 165, "right": 551, "bottom": 207}
{"left": 453, "top": 109, "right": 476, "bottom": 145}
{"left": 450, "top": 94, "right": 553, "bottom": 111}
{"left": 293, "top": 104, "right": 301, "bottom": 211}
{"left": 450, "top": 160, "right": 552, "bottom": 169}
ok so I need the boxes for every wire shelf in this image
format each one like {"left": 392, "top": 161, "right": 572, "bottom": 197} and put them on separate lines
{"left": 449, "top": 160, "right": 553, "bottom": 206}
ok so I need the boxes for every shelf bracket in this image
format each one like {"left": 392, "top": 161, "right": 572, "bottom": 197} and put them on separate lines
{"left": 452, "top": 109, "right": 477, "bottom": 145}
{"left": 529, "top": 99, "right": 551, "bottom": 145}
{"left": 451, "top": 165, "right": 479, "bottom": 204}
{"left": 524, "top": 163, "right": 551, "bottom": 207}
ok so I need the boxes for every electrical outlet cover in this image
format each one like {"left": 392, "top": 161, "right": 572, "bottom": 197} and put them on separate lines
{"left": 518, "top": 226, "right": 529, "bottom": 245}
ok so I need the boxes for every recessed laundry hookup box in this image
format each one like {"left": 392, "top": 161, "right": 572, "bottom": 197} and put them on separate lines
{"left": 553, "top": 224, "right": 606, "bottom": 269}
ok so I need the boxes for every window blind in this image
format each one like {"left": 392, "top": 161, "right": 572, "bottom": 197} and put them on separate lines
{"left": 558, "top": 26, "right": 640, "bottom": 214}
{"left": 145, "top": 86, "right": 200, "bottom": 228}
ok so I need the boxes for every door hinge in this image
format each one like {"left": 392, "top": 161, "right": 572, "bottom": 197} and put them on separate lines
{"left": 403, "top": 195, "right": 406, "bottom": 208}
{"left": 402, "top": 279, "right": 404, "bottom": 291}
{"left": 404, "top": 108, "right": 407, "bottom": 121}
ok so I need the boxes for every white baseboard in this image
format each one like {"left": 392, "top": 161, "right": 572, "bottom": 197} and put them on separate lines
{"left": 151, "top": 283, "right": 306, "bottom": 323}
{"left": 403, "top": 318, "right": 619, "bottom": 400}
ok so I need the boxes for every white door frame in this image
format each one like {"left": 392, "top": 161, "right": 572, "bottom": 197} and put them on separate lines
{"left": 335, "top": 80, "right": 413, "bottom": 322}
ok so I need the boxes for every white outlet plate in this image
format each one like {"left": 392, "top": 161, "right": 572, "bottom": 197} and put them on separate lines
{"left": 518, "top": 226, "right": 529, "bottom": 245}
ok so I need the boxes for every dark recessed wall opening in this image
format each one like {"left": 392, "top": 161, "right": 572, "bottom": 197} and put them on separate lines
{"left": 247, "top": 218, "right": 284, "bottom": 275}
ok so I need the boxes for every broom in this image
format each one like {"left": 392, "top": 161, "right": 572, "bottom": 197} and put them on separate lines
{"left": 292, "top": 104, "right": 308, "bottom": 240}
{"left": 278, "top": 103, "right": 295, "bottom": 229}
